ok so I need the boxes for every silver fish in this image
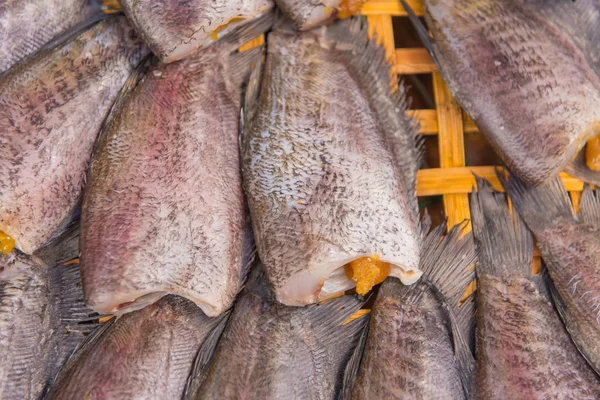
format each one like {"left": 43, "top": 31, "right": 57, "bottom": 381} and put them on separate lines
{"left": 45, "top": 295, "right": 227, "bottom": 399}
{"left": 119, "top": 0, "right": 274, "bottom": 63}
{"left": 471, "top": 177, "right": 600, "bottom": 398}
{"left": 0, "top": 250, "right": 98, "bottom": 399}
{"left": 402, "top": 0, "right": 600, "bottom": 186}
{"left": 241, "top": 17, "right": 422, "bottom": 306}
{"left": 0, "top": 16, "right": 148, "bottom": 255}
{"left": 344, "top": 222, "right": 476, "bottom": 399}
{"left": 0, "top": 0, "right": 102, "bottom": 73}
{"left": 80, "top": 15, "right": 272, "bottom": 317}
{"left": 185, "top": 263, "right": 368, "bottom": 400}
{"left": 500, "top": 171, "right": 600, "bottom": 376}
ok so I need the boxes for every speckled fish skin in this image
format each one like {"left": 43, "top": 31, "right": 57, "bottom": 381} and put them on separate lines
{"left": 0, "top": 0, "right": 101, "bottom": 73}
{"left": 471, "top": 178, "right": 600, "bottom": 399}
{"left": 119, "top": 0, "right": 274, "bottom": 63}
{"left": 0, "top": 16, "right": 148, "bottom": 255}
{"left": 421, "top": 0, "right": 600, "bottom": 186}
{"left": 187, "top": 263, "right": 368, "bottom": 400}
{"left": 80, "top": 17, "right": 271, "bottom": 317}
{"left": 242, "top": 18, "right": 421, "bottom": 306}
{"left": 274, "top": 0, "right": 339, "bottom": 30}
{"left": 0, "top": 256, "right": 98, "bottom": 400}
{"left": 347, "top": 223, "right": 476, "bottom": 400}
{"left": 501, "top": 173, "right": 600, "bottom": 376}
{"left": 46, "top": 295, "right": 226, "bottom": 400}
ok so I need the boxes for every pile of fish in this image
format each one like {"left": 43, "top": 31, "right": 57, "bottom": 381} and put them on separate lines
{"left": 1, "top": 0, "right": 599, "bottom": 399}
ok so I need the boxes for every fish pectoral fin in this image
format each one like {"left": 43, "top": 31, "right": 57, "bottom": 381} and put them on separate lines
{"left": 183, "top": 312, "right": 231, "bottom": 399}
{"left": 578, "top": 185, "right": 600, "bottom": 226}
{"left": 339, "top": 320, "right": 370, "bottom": 400}
{"left": 33, "top": 221, "right": 80, "bottom": 266}
{"left": 399, "top": 0, "right": 442, "bottom": 72}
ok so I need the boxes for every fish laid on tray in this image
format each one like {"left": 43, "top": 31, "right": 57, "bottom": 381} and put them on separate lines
{"left": 471, "top": 178, "right": 600, "bottom": 398}
{"left": 242, "top": 17, "right": 422, "bottom": 306}
{"left": 185, "top": 263, "right": 368, "bottom": 400}
{"left": 343, "top": 222, "right": 476, "bottom": 400}
{"left": 119, "top": 0, "right": 274, "bottom": 63}
{"left": 0, "top": 16, "right": 148, "bottom": 255}
{"left": 46, "top": 295, "right": 227, "bottom": 399}
{"left": 274, "top": 0, "right": 366, "bottom": 30}
{"left": 80, "top": 15, "right": 273, "bottom": 317}
{"left": 402, "top": 0, "right": 600, "bottom": 186}
{"left": 501, "top": 172, "right": 600, "bottom": 375}
{"left": 0, "top": 233, "right": 98, "bottom": 399}
{"left": 0, "top": 0, "right": 103, "bottom": 73}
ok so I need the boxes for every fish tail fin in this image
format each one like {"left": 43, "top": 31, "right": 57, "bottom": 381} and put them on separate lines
{"left": 218, "top": 11, "right": 274, "bottom": 52}
{"left": 34, "top": 221, "right": 80, "bottom": 267}
{"left": 471, "top": 176, "right": 534, "bottom": 279}
{"left": 497, "top": 169, "right": 574, "bottom": 231}
{"left": 183, "top": 311, "right": 231, "bottom": 400}
{"left": 578, "top": 185, "right": 600, "bottom": 226}
{"left": 323, "top": 17, "right": 423, "bottom": 228}
{"left": 339, "top": 321, "right": 370, "bottom": 400}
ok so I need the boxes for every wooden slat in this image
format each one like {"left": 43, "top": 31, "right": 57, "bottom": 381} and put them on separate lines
{"left": 433, "top": 72, "right": 470, "bottom": 230}
{"left": 360, "top": 0, "right": 424, "bottom": 16}
{"left": 394, "top": 48, "right": 435, "bottom": 74}
{"left": 416, "top": 167, "right": 584, "bottom": 196}
{"left": 409, "top": 110, "right": 478, "bottom": 135}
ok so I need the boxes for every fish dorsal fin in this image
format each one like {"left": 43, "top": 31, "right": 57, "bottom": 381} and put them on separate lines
{"left": 578, "top": 185, "right": 600, "bottom": 226}
{"left": 471, "top": 176, "right": 534, "bottom": 279}
{"left": 399, "top": 0, "right": 443, "bottom": 73}
{"left": 420, "top": 277, "right": 475, "bottom": 398}
{"left": 183, "top": 311, "right": 231, "bottom": 400}
{"left": 339, "top": 321, "right": 370, "bottom": 400}
{"left": 497, "top": 169, "right": 575, "bottom": 232}
{"left": 324, "top": 17, "right": 423, "bottom": 228}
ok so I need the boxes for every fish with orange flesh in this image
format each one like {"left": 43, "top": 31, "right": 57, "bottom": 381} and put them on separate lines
{"left": 119, "top": 0, "right": 273, "bottom": 63}
{"left": 0, "top": 0, "right": 102, "bottom": 73}
{"left": 45, "top": 295, "right": 227, "bottom": 400}
{"left": 80, "top": 14, "right": 273, "bottom": 317}
{"left": 345, "top": 255, "right": 390, "bottom": 295}
{"left": 0, "top": 232, "right": 15, "bottom": 255}
{"left": 242, "top": 17, "right": 422, "bottom": 306}
{"left": 185, "top": 263, "right": 369, "bottom": 400}
{"left": 342, "top": 222, "right": 476, "bottom": 399}
{"left": 403, "top": 0, "right": 600, "bottom": 186}
{"left": 0, "top": 16, "right": 148, "bottom": 255}
{"left": 471, "top": 178, "right": 600, "bottom": 398}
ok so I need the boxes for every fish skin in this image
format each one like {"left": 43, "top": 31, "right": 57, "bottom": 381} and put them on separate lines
{"left": 188, "top": 263, "right": 368, "bottom": 400}
{"left": 0, "top": 16, "right": 148, "bottom": 255}
{"left": 347, "top": 223, "right": 476, "bottom": 400}
{"left": 241, "top": 18, "right": 421, "bottom": 306}
{"left": 471, "top": 178, "right": 600, "bottom": 399}
{"left": 274, "top": 0, "right": 339, "bottom": 30}
{"left": 0, "top": 0, "right": 102, "bottom": 73}
{"left": 79, "top": 16, "right": 271, "bottom": 317}
{"left": 420, "top": 0, "right": 600, "bottom": 186}
{"left": 119, "top": 0, "right": 274, "bottom": 63}
{"left": 0, "top": 256, "right": 98, "bottom": 400}
{"left": 500, "top": 174, "right": 600, "bottom": 376}
{"left": 46, "top": 295, "right": 226, "bottom": 400}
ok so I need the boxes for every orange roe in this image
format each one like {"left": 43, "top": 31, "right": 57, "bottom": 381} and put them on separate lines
{"left": 338, "top": 0, "right": 367, "bottom": 19}
{"left": 0, "top": 231, "right": 15, "bottom": 254}
{"left": 586, "top": 135, "right": 600, "bottom": 171}
{"left": 345, "top": 255, "right": 390, "bottom": 295}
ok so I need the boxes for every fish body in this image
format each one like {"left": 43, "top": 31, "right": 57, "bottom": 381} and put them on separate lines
{"left": 346, "top": 223, "right": 476, "bottom": 399}
{"left": 501, "top": 174, "right": 600, "bottom": 376}
{"left": 0, "top": 256, "right": 97, "bottom": 399}
{"left": 471, "top": 178, "right": 600, "bottom": 399}
{"left": 0, "top": 0, "right": 102, "bottom": 73}
{"left": 80, "top": 16, "right": 271, "bottom": 317}
{"left": 46, "top": 295, "right": 226, "bottom": 399}
{"left": 119, "top": 0, "right": 274, "bottom": 63}
{"left": 187, "top": 263, "right": 368, "bottom": 399}
{"left": 0, "top": 16, "right": 148, "bottom": 255}
{"left": 274, "top": 0, "right": 339, "bottom": 30}
{"left": 242, "top": 17, "right": 421, "bottom": 306}
{"left": 417, "top": 0, "right": 600, "bottom": 186}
